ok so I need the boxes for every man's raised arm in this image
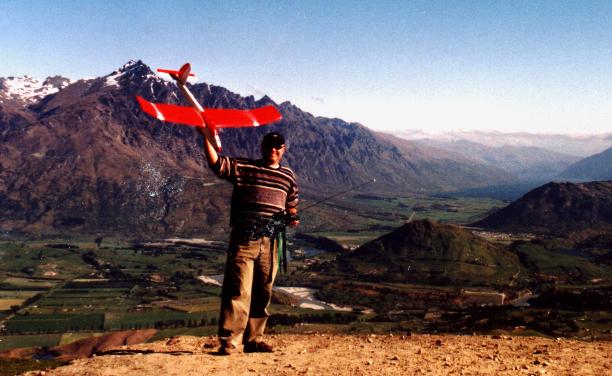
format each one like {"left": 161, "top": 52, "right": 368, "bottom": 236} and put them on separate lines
{"left": 198, "top": 127, "right": 219, "bottom": 168}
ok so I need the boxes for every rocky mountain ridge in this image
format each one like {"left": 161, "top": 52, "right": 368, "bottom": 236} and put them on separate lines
{"left": 0, "top": 74, "right": 72, "bottom": 106}
{"left": 0, "top": 60, "right": 512, "bottom": 236}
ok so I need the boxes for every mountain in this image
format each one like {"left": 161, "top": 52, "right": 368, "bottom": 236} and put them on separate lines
{"left": 324, "top": 220, "right": 521, "bottom": 286}
{"left": 375, "top": 133, "right": 514, "bottom": 189}
{"left": 0, "top": 60, "right": 512, "bottom": 236}
{"left": 559, "top": 147, "right": 612, "bottom": 181}
{"left": 394, "top": 130, "right": 612, "bottom": 157}
{"left": 409, "top": 139, "right": 579, "bottom": 181}
{"left": 0, "top": 75, "right": 72, "bottom": 106}
{"left": 471, "top": 181, "right": 612, "bottom": 235}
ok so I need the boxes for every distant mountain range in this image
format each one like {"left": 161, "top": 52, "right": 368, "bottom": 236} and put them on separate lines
{"left": 395, "top": 130, "right": 612, "bottom": 157}
{"left": 472, "top": 180, "right": 612, "bottom": 235}
{"left": 560, "top": 147, "right": 612, "bottom": 181}
{"left": 0, "top": 60, "right": 513, "bottom": 236}
{"left": 409, "top": 138, "right": 580, "bottom": 181}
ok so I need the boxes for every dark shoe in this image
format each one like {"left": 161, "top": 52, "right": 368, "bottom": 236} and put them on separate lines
{"left": 244, "top": 341, "right": 274, "bottom": 353}
{"left": 216, "top": 345, "right": 236, "bottom": 356}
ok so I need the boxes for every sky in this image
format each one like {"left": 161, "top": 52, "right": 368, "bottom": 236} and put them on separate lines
{"left": 1, "top": 0, "right": 611, "bottom": 135}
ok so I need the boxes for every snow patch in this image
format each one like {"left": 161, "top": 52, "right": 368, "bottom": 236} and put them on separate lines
{"left": 0, "top": 75, "right": 73, "bottom": 104}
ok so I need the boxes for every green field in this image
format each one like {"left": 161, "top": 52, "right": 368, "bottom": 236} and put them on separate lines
{"left": 302, "top": 195, "right": 505, "bottom": 247}
{"left": 4, "top": 313, "right": 105, "bottom": 334}
{"left": 0, "top": 333, "right": 63, "bottom": 351}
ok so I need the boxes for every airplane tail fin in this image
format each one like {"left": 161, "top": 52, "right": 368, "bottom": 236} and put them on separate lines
{"left": 178, "top": 63, "right": 191, "bottom": 85}
{"left": 157, "top": 63, "right": 196, "bottom": 83}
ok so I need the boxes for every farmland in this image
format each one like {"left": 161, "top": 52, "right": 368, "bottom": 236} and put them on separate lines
{"left": 1, "top": 194, "right": 610, "bottom": 358}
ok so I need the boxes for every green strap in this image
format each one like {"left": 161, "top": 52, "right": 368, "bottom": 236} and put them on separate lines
{"left": 277, "top": 230, "right": 283, "bottom": 272}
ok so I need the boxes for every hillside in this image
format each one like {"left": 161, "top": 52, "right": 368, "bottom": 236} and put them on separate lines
{"left": 471, "top": 181, "right": 612, "bottom": 235}
{"left": 330, "top": 220, "right": 520, "bottom": 286}
{"left": 0, "top": 61, "right": 512, "bottom": 237}
{"left": 559, "top": 146, "right": 612, "bottom": 181}
{"left": 16, "top": 333, "right": 612, "bottom": 376}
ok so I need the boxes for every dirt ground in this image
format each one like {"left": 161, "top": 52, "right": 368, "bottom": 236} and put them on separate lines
{"left": 23, "top": 333, "right": 611, "bottom": 376}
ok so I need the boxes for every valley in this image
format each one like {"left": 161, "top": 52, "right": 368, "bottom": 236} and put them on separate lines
{"left": 1, "top": 190, "right": 611, "bottom": 376}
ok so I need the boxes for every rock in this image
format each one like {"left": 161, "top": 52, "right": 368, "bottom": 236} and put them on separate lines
{"left": 366, "top": 360, "right": 373, "bottom": 365}
{"left": 367, "top": 337, "right": 373, "bottom": 343}
{"left": 417, "top": 348, "right": 422, "bottom": 354}
{"left": 435, "top": 339, "right": 443, "bottom": 346}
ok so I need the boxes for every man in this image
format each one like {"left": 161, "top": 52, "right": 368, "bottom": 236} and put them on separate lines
{"left": 199, "top": 127, "right": 299, "bottom": 355}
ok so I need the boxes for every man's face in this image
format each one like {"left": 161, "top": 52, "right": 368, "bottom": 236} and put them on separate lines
{"left": 262, "top": 144, "right": 285, "bottom": 166}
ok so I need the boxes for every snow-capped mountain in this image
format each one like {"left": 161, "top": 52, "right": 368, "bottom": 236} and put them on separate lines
{"left": 0, "top": 60, "right": 513, "bottom": 236}
{"left": 0, "top": 74, "right": 73, "bottom": 105}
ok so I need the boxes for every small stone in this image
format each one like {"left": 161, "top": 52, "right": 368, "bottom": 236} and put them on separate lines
{"left": 533, "top": 350, "right": 543, "bottom": 354}
{"left": 367, "top": 337, "right": 374, "bottom": 343}
{"left": 299, "top": 349, "right": 307, "bottom": 354}
{"left": 391, "top": 356, "right": 400, "bottom": 361}
{"left": 366, "top": 360, "right": 373, "bottom": 365}
{"left": 492, "top": 335, "right": 501, "bottom": 339}
{"left": 417, "top": 348, "right": 422, "bottom": 354}
{"left": 534, "top": 359, "right": 541, "bottom": 365}
{"left": 435, "top": 339, "right": 443, "bottom": 346}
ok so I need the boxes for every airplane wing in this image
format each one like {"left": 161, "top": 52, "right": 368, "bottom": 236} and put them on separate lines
{"left": 136, "top": 96, "right": 203, "bottom": 127}
{"left": 203, "top": 106, "right": 282, "bottom": 128}
{"left": 137, "top": 96, "right": 282, "bottom": 129}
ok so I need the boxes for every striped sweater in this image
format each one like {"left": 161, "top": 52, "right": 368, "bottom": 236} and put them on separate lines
{"left": 213, "top": 156, "right": 299, "bottom": 227}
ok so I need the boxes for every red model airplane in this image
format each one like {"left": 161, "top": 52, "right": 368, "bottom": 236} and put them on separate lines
{"left": 136, "top": 63, "right": 282, "bottom": 151}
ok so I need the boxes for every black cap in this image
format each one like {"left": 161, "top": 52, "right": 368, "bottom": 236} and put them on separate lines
{"left": 261, "top": 132, "right": 285, "bottom": 149}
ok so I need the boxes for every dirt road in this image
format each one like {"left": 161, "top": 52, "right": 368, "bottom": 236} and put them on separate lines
{"left": 24, "top": 333, "right": 611, "bottom": 375}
